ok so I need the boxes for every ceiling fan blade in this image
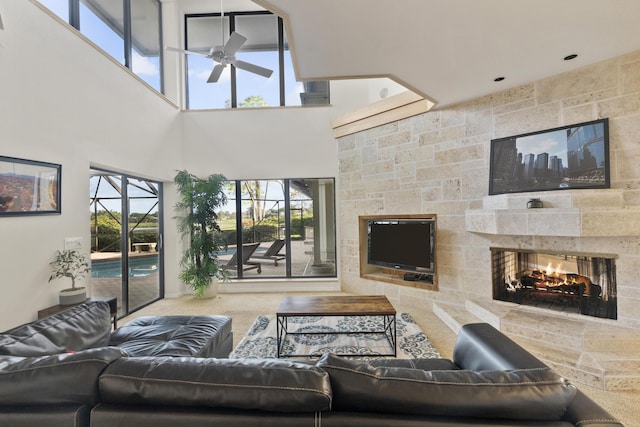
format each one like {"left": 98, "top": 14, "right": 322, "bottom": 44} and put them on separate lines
{"left": 233, "top": 60, "right": 274, "bottom": 78}
{"left": 207, "top": 64, "right": 226, "bottom": 83}
{"left": 165, "top": 46, "right": 208, "bottom": 57}
{"left": 224, "top": 31, "right": 247, "bottom": 56}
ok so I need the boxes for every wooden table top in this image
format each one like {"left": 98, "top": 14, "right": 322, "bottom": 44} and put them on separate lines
{"left": 277, "top": 295, "right": 396, "bottom": 316}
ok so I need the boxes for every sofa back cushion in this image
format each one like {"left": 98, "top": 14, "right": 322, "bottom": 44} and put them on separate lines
{"left": 99, "top": 356, "right": 332, "bottom": 413}
{"left": 317, "top": 353, "right": 577, "bottom": 421}
{"left": 0, "top": 347, "right": 126, "bottom": 406}
{"left": 0, "top": 302, "right": 112, "bottom": 356}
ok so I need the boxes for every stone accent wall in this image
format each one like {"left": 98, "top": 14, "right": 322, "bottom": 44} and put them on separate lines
{"left": 337, "top": 50, "right": 640, "bottom": 328}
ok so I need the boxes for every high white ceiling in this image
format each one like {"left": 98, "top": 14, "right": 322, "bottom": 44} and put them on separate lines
{"left": 253, "top": 0, "right": 640, "bottom": 108}
{"left": 169, "top": 0, "right": 640, "bottom": 109}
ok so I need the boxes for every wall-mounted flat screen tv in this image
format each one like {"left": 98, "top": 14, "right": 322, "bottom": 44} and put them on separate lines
{"left": 489, "top": 118, "right": 610, "bottom": 195}
{"left": 367, "top": 219, "right": 435, "bottom": 274}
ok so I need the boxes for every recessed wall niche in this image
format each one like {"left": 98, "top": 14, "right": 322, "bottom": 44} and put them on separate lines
{"left": 358, "top": 214, "right": 438, "bottom": 291}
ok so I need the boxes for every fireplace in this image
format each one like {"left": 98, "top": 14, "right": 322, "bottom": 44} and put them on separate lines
{"left": 491, "top": 248, "right": 617, "bottom": 320}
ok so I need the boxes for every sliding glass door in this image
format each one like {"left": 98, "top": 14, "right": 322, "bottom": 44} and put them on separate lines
{"left": 126, "top": 177, "right": 162, "bottom": 311}
{"left": 89, "top": 169, "right": 163, "bottom": 316}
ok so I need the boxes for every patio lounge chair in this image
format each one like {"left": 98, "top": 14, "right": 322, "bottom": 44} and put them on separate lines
{"left": 250, "top": 239, "right": 286, "bottom": 266}
{"left": 225, "top": 243, "right": 262, "bottom": 273}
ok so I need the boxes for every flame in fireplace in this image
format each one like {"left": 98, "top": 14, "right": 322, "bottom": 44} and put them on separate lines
{"left": 544, "top": 262, "right": 566, "bottom": 276}
{"left": 491, "top": 249, "right": 617, "bottom": 320}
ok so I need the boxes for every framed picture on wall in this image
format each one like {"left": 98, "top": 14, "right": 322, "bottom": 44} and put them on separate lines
{"left": 0, "top": 155, "right": 61, "bottom": 216}
{"left": 489, "top": 118, "right": 610, "bottom": 195}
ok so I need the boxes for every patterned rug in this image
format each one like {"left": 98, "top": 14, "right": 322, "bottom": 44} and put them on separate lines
{"left": 229, "top": 313, "right": 441, "bottom": 359}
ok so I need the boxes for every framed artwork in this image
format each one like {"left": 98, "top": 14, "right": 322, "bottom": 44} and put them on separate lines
{"left": 0, "top": 155, "right": 61, "bottom": 216}
{"left": 489, "top": 119, "right": 610, "bottom": 195}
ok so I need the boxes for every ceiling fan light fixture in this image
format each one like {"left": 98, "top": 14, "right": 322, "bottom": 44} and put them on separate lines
{"left": 166, "top": 30, "right": 272, "bottom": 83}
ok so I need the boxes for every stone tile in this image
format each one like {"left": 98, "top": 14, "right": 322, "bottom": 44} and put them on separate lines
{"left": 621, "top": 59, "right": 640, "bottom": 94}
{"left": 496, "top": 211, "right": 529, "bottom": 235}
{"left": 527, "top": 209, "right": 581, "bottom": 236}
{"left": 581, "top": 208, "right": 640, "bottom": 237}
{"left": 537, "top": 60, "right": 618, "bottom": 104}
{"left": 598, "top": 93, "right": 640, "bottom": 118}
{"left": 465, "top": 210, "right": 497, "bottom": 234}
{"left": 494, "top": 102, "right": 560, "bottom": 137}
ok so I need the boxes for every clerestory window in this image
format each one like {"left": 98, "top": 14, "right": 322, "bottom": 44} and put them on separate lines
{"left": 184, "top": 11, "right": 329, "bottom": 110}
{"left": 37, "top": 0, "right": 163, "bottom": 93}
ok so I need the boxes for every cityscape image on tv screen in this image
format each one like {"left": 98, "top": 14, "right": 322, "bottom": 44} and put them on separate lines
{"left": 489, "top": 119, "right": 609, "bottom": 195}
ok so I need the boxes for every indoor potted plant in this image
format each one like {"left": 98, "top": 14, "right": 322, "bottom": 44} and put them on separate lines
{"left": 48, "top": 249, "right": 91, "bottom": 305}
{"left": 175, "top": 170, "right": 229, "bottom": 298}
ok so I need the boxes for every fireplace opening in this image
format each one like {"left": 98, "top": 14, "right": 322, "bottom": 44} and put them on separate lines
{"left": 491, "top": 248, "right": 617, "bottom": 320}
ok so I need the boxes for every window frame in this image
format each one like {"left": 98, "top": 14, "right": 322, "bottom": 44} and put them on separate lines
{"left": 185, "top": 11, "right": 281, "bottom": 109}
{"left": 40, "top": 0, "right": 164, "bottom": 94}
{"left": 222, "top": 178, "right": 337, "bottom": 279}
{"left": 184, "top": 11, "right": 328, "bottom": 110}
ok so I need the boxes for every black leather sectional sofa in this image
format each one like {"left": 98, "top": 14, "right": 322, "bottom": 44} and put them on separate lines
{"left": 0, "top": 301, "right": 624, "bottom": 426}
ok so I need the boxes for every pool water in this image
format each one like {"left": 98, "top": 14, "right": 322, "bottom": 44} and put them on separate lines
{"left": 91, "top": 256, "right": 159, "bottom": 278}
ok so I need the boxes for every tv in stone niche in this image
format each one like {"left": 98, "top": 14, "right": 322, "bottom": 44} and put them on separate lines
{"left": 367, "top": 219, "right": 435, "bottom": 275}
{"left": 488, "top": 118, "right": 610, "bottom": 195}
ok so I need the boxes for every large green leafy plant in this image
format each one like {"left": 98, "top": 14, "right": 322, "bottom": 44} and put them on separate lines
{"left": 175, "top": 170, "right": 228, "bottom": 297}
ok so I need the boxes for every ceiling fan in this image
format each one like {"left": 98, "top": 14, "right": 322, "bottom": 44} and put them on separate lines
{"left": 167, "top": 31, "right": 273, "bottom": 83}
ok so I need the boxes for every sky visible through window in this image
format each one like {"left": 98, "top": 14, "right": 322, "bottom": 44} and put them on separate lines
{"left": 38, "top": 1, "right": 302, "bottom": 108}
{"left": 187, "top": 50, "right": 303, "bottom": 109}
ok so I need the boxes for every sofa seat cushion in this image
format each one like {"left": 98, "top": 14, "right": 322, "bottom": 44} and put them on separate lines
{"left": 99, "top": 357, "right": 332, "bottom": 413}
{"left": 109, "top": 315, "right": 232, "bottom": 358}
{"left": 317, "top": 353, "right": 577, "bottom": 421}
{"left": 0, "top": 302, "right": 113, "bottom": 356}
{"left": 0, "top": 347, "right": 126, "bottom": 406}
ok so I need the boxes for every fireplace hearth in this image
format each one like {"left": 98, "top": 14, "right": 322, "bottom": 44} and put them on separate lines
{"left": 491, "top": 248, "right": 617, "bottom": 320}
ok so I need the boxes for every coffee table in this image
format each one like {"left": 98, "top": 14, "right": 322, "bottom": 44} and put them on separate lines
{"left": 276, "top": 295, "right": 397, "bottom": 358}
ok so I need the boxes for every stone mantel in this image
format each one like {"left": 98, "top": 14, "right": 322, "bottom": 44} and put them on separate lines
{"left": 465, "top": 190, "right": 640, "bottom": 237}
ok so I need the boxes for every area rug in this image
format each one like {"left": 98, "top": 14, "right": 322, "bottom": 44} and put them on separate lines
{"left": 229, "top": 313, "right": 441, "bottom": 359}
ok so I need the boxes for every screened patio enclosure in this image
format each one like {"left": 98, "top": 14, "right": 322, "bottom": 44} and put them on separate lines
{"left": 220, "top": 178, "right": 336, "bottom": 279}
{"left": 89, "top": 169, "right": 164, "bottom": 317}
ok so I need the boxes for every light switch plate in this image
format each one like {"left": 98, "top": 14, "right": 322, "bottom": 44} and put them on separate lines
{"left": 64, "top": 237, "right": 83, "bottom": 250}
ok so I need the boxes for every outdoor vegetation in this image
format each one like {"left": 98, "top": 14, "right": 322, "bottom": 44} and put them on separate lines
{"left": 90, "top": 178, "right": 315, "bottom": 254}
{"left": 91, "top": 211, "right": 159, "bottom": 252}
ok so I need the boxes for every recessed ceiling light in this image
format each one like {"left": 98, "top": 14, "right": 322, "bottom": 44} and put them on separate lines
{"left": 494, "top": 77, "right": 505, "bottom": 82}
{"left": 564, "top": 54, "right": 578, "bottom": 61}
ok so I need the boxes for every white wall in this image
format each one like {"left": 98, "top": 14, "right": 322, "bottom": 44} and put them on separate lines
{"left": 0, "top": 0, "right": 341, "bottom": 330}
{"left": 329, "top": 78, "right": 409, "bottom": 117}
{"left": 0, "top": 1, "right": 183, "bottom": 330}
{"left": 181, "top": 107, "right": 337, "bottom": 179}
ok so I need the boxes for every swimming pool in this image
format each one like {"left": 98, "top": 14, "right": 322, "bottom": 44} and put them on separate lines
{"left": 91, "top": 256, "right": 159, "bottom": 278}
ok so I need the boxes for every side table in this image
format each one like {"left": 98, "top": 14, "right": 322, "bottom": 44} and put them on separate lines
{"left": 38, "top": 296, "right": 118, "bottom": 329}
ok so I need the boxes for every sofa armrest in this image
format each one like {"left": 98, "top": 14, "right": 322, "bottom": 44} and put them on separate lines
{"left": 562, "top": 391, "right": 624, "bottom": 427}
{"left": 453, "top": 323, "right": 546, "bottom": 370}
{"left": 0, "top": 347, "right": 126, "bottom": 406}
{"left": 0, "top": 302, "right": 113, "bottom": 356}
{"left": 452, "top": 323, "right": 624, "bottom": 426}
